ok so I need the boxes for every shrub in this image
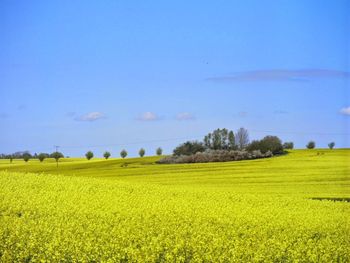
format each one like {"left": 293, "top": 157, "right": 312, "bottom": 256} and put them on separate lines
{"left": 306, "top": 141, "right": 316, "bottom": 149}
{"left": 157, "top": 149, "right": 273, "bottom": 164}
{"left": 85, "top": 151, "right": 94, "bottom": 160}
{"left": 120, "top": 149, "right": 127, "bottom": 159}
{"left": 173, "top": 141, "right": 206, "bottom": 156}
{"left": 103, "top": 151, "right": 111, "bottom": 159}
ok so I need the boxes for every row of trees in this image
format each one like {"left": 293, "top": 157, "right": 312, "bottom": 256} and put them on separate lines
{"left": 85, "top": 147, "right": 163, "bottom": 160}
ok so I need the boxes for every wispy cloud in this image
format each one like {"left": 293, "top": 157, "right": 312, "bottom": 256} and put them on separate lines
{"left": 206, "top": 69, "right": 350, "bottom": 82}
{"left": 75, "top": 112, "right": 106, "bottom": 122}
{"left": 137, "top": 112, "right": 159, "bottom": 121}
{"left": 340, "top": 107, "right": 350, "bottom": 116}
{"left": 176, "top": 112, "right": 195, "bottom": 120}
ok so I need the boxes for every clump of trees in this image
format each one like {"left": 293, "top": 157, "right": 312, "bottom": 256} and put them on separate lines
{"left": 158, "top": 127, "right": 287, "bottom": 164}
{"left": 247, "top": 136, "right": 284, "bottom": 155}
{"left": 306, "top": 141, "right": 316, "bottom": 149}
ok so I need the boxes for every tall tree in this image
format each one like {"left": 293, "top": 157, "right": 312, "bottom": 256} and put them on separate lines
{"left": 228, "top": 131, "right": 236, "bottom": 150}
{"left": 235, "top": 127, "right": 249, "bottom": 150}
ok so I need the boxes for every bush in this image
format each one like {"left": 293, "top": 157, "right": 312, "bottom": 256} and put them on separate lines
{"left": 306, "top": 141, "right": 316, "bottom": 149}
{"left": 157, "top": 149, "right": 273, "bottom": 164}
{"left": 173, "top": 141, "right": 206, "bottom": 156}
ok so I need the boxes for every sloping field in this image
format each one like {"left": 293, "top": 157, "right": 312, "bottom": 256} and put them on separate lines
{"left": 0, "top": 150, "right": 349, "bottom": 262}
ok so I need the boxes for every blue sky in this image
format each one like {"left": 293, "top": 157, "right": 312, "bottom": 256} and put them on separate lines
{"left": 1, "top": 0, "right": 349, "bottom": 157}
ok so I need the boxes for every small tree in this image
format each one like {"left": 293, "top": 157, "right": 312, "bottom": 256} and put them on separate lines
{"left": 283, "top": 142, "right": 294, "bottom": 150}
{"left": 51, "top": 151, "right": 64, "bottom": 167}
{"left": 306, "top": 141, "right": 316, "bottom": 149}
{"left": 23, "top": 153, "right": 31, "bottom": 163}
{"left": 156, "top": 147, "right": 163, "bottom": 156}
{"left": 328, "top": 142, "right": 335, "bottom": 150}
{"left": 9, "top": 155, "right": 13, "bottom": 163}
{"left": 38, "top": 153, "right": 47, "bottom": 162}
{"left": 85, "top": 151, "right": 94, "bottom": 160}
{"left": 120, "top": 149, "right": 127, "bottom": 158}
{"left": 139, "top": 148, "right": 145, "bottom": 157}
{"left": 103, "top": 151, "right": 111, "bottom": 159}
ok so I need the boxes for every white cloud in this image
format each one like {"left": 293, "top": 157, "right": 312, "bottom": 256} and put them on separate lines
{"left": 176, "top": 112, "right": 195, "bottom": 120}
{"left": 75, "top": 112, "right": 105, "bottom": 122}
{"left": 137, "top": 112, "right": 159, "bottom": 121}
{"left": 340, "top": 107, "right": 350, "bottom": 115}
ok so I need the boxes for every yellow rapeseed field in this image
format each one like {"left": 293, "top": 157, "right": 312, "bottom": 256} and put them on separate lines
{"left": 0, "top": 149, "right": 349, "bottom": 262}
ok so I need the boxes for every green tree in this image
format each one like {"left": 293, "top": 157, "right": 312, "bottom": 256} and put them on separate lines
{"left": 120, "top": 149, "right": 127, "bottom": 158}
{"left": 228, "top": 131, "right": 236, "bottom": 150}
{"left": 306, "top": 141, "right": 316, "bottom": 149}
{"left": 103, "top": 151, "right": 111, "bottom": 159}
{"left": 85, "top": 151, "right": 94, "bottom": 160}
{"left": 38, "top": 153, "right": 48, "bottom": 162}
{"left": 51, "top": 152, "right": 64, "bottom": 167}
{"left": 328, "top": 142, "right": 335, "bottom": 149}
{"left": 173, "top": 141, "right": 205, "bottom": 156}
{"left": 139, "top": 148, "right": 145, "bottom": 157}
{"left": 283, "top": 142, "right": 294, "bottom": 149}
{"left": 23, "top": 153, "right": 31, "bottom": 163}
{"left": 156, "top": 147, "right": 163, "bottom": 156}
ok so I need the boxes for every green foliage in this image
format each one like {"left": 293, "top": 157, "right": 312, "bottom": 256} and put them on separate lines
{"left": 247, "top": 136, "right": 284, "bottom": 154}
{"left": 139, "top": 148, "right": 145, "bottom": 157}
{"left": 38, "top": 153, "right": 49, "bottom": 162}
{"left": 173, "top": 141, "right": 206, "bottom": 156}
{"left": 120, "top": 149, "right": 127, "bottom": 158}
{"left": 204, "top": 128, "right": 236, "bottom": 150}
{"left": 328, "top": 142, "right": 335, "bottom": 149}
{"left": 306, "top": 141, "right": 316, "bottom": 149}
{"left": 23, "top": 153, "right": 31, "bottom": 162}
{"left": 85, "top": 151, "right": 94, "bottom": 160}
{"left": 156, "top": 147, "right": 163, "bottom": 156}
{"left": 103, "top": 151, "right": 111, "bottom": 159}
{"left": 50, "top": 152, "right": 64, "bottom": 161}
{"left": 283, "top": 142, "right": 294, "bottom": 149}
